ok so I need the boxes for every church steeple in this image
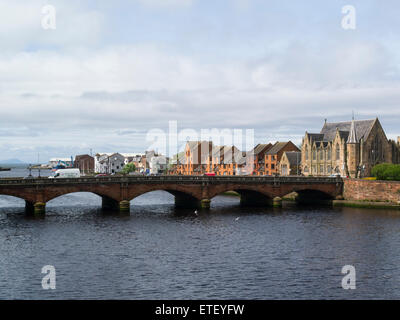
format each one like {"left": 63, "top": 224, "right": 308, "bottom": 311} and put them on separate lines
{"left": 347, "top": 119, "right": 357, "bottom": 144}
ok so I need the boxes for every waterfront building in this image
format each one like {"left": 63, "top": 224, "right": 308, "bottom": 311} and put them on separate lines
{"left": 249, "top": 143, "right": 273, "bottom": 175}
{"left": 279, "top": 151, "right": 302, "bottom": 176}
{"left": 74, "top": 154, "right": 94, "bottom": 174}
{"left": 207, "top": 145, "right": 242, "bottom": 176}
{"left": 264, "top": 141, "right": 300, "bottom": 176}
{"left": 149, "top": 156, "right": 168, "bottom": 175}
{"left": 182, "top": 141, "right": 213, "bottom": 175}
{"left": 95, "top": 153, "right": 125, "bottom": 174}
{"left": 301, "top": 118, "right": 400, "bottom": 178}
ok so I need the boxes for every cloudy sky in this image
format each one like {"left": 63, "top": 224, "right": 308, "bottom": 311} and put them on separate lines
{"left": 0, "top": 0, "right": 400, "bottom": 162}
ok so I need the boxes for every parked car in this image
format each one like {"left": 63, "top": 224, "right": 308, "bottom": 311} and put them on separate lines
{"left": 204, "top": 173, "right": 216, "bottom": 176}
{"left": 95, "top": 173, "right": 108, "bottom": 177}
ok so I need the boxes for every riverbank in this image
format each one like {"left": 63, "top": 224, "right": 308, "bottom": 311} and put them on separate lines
{"left": 333, "top": 200, "right": 400, "bottom": 210}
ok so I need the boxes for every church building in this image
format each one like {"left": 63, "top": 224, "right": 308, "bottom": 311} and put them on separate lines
{"left": 301, "top": 118, "right": 400, "bottom": 178}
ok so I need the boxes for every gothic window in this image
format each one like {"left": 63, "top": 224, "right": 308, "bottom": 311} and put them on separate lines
{"left": 305, "top": 146, "right": 309, "bottom": 160}
{"left": 319, "top": 150, "right": 324, "bottom": 160}
{"left": 336, "top": 144, "right": 340, "bottom": 160}
{"left": 370, "top": 135, "right": 383, "bottom": 164}
{"left": 319, "top": 164, "right": 324, "bottom": 174}
{"left": 327, "top": 165, "right": 332, "bottom": 174}
{"left": 327, "top": 148, "right": 331, "bottom": 160}
{"left": 313, "top": 148, "right": 317, "bottom": 160}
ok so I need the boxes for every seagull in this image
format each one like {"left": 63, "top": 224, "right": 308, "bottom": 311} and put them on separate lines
{"left": 235, "top": 217, "right": 240, "bottom": 221}
{"left": 194, "top": 210, "right": 198, "bottom": 215}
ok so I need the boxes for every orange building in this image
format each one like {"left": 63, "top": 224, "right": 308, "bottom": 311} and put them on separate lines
{"left": 182, "top": 141, "right": 213, "bottom": 175}
{"left": 264, "top": 141, "right": 300, "bottom": 176}
{"left": 248, "top": 143, "right": 273, "bottom": 175}
{"left": 207, "top": 145, "right": 242, "bottom": 175}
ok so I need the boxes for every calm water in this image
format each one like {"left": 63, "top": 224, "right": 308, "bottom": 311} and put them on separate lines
{"left": 1, "top": 168, "right": 400, "bottom": 299}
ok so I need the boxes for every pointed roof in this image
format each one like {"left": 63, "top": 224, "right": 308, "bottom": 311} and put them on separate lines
{"left": 320, "top": 119, "right": 375, "bottom": 142}
{"left": 347, "top": 119, "right": 357, "bottom": 143}
{"left": 284, "top": 151, "right": 302, "bottom": 166}
{"left": 266, "top": 141, "right": 299, "bottom": 155}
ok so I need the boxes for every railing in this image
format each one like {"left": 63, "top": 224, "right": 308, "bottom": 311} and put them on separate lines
{"left": 0, "top": 175, "right": 343, "bottom": 186}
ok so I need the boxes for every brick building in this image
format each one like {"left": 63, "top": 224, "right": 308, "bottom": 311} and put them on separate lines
{"left": 74, "top": 154, "right": 94, "bottom": 174}
{"left": 264, "top": 141, "right": 300, "bottom": 175}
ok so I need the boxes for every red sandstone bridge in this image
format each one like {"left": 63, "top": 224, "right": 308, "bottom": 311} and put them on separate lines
{"left": 0, "top": 176, "right": 343, "bottom": 214}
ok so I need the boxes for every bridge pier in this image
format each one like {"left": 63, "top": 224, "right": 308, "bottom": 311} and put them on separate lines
{"left": 33, "top": 202, "right": 46, "bottom": 215}
{"left": 102, "top": 197, "right": 130, "bottom": 212}
{"left": 273, "top": 197, "right": 283, "bottom": 208}
{"left": 200, "top": 199, "right": 211, "bottom": 209}
{"left": 119, "top": 200, "right": 130, "bottom": 212}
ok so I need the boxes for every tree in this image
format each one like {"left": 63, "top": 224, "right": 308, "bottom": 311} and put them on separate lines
{"left": 121, "top": 162, "right": 136, "bottom": 175}
{"left": 371, "top": 163, "right": 400, "bottom": 181}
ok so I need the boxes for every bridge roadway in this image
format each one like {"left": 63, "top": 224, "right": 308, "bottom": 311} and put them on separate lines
{"left": 0, "top": 175, "right": 344, "bottom": 214}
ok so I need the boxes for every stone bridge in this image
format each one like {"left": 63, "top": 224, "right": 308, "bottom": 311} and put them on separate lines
{"left": 0, "top": 176, "right": 343, "bottom": 214}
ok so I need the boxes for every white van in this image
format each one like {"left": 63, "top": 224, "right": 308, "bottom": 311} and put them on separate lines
{"left": 49, "top": 168, "right": 81, "bottom": 179}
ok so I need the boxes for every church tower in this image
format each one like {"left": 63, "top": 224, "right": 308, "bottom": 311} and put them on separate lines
{"left": 346, "top": 119, "right": 360, "bottom": 178}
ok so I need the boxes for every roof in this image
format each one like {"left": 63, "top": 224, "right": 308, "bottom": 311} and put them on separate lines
{"left": 252, "top": 143, "right": 272, "bottom": 156}
{"left": 320, "top": 119, "right": 375, "bottom": 142}
{"left": 266, "top": 142, "right": 294, "bottom": 155}
{"left": 284, "top": 151, "right": 301, "bottom": 165}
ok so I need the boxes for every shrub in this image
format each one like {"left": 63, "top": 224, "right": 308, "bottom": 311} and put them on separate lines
{"left": 371, "top": 163, "right": 400, "bottom": 181}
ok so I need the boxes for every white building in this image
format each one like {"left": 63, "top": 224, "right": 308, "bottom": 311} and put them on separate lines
{"left": 121, "top": 153, "right": 144, "bottom": 165}
{"left": 95, "top": 153, "right": 125, "bottom": 174}
{"left": 149, "top": 156, "right": 168, "bottom": 175}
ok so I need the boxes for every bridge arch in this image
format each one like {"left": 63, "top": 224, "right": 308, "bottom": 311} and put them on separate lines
{"left": 0, "top": 191, "right": 30, "bottom": 202}
{"left": 46, "top": 191, "right": 103, "bottom": 205}
{"left": 43, "top": 185, "right": 121, "bottom": 203}
{"left": 208, "top": 185, "right": 275, "bottom": 207}
{"left": 290, "top": 188, "right": 335, "bottom": 205}
{"left": 127, "top": 185, "right": 202, "bottom": 208}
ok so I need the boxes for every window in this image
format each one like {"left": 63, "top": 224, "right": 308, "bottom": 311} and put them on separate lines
{"left": 319, "top": 150, "right": 324, "bottom": 160}
{"left": 305, "top": 147, "right": 309, "bottom": 160}
{"left": 313, "top": 149, "right": 316, "bottom": 160}
{"left": 336, "top": 144, "right": 340, "bottom": 160}
{"left": 271, "top": 164, "right": 275, "bottom": 169}
{"left": 319, "top": 165, "right": 324, "bottom": 174}
{"left": 327, "top": 165, "right": 332, "bottom": 174}
{"left": 327, "top": 148, "right": 331, "bottom": 160}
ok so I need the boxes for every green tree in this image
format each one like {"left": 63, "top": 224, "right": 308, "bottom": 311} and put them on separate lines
{"left": 121, "top": 162, "right": 136, "bottom": 175}
{"left": 371, "top": 163, "right": 400, "bottom": 181}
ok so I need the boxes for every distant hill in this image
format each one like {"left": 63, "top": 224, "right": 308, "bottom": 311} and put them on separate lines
{"left": 0, "top": 158, "right": 26, "bottom": 164}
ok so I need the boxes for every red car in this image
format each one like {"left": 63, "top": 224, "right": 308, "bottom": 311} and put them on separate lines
{"left": 204, "top": 173, "right": 216, "bottom": 176}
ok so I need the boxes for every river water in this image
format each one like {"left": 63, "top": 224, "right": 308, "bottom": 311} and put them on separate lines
{"left": 1, "top": 168, "right": 400, "bottom": 299}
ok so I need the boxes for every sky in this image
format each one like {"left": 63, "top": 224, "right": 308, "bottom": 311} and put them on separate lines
{"left": 0, "top": 0, "right": 400, "bottom": 162}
